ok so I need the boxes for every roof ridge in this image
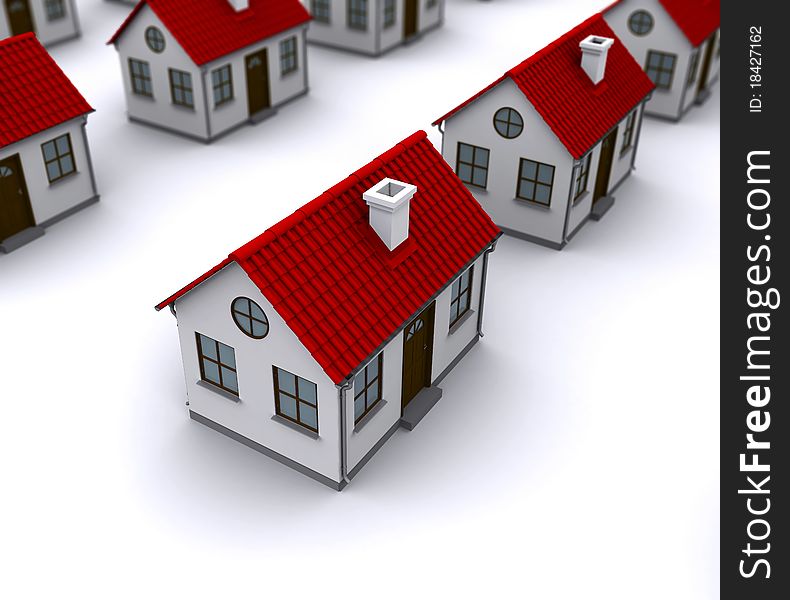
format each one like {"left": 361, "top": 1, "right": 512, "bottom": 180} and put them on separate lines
{"left": 231, "top": 131, "right": 428, "bottom": 261}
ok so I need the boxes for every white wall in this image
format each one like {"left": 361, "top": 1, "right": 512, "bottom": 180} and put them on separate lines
{"left": 114, "top": 6, "right": 308, "bottom": 141}
{"left": 441, "top": 80, "right": 574, "bottom": 246}
{"left": 344, "top": 251, "right": 487, "bottom": 473}
{"left": 0, "top": 0, "right": 80, "bottom": 45}
{"left": 203, "top": 26, "right": 309, "bottom": 138}
{"left": 0, "top": 117, "right": 96, "bottom": 226}
{"left": 605, "top": 0, "right": 693, "bottom": 120}
{"left": 173, "top": 263, "right": 342, "bottom": 485}
{"left": 305, "top": 0, "right": 444, "bottom": 55}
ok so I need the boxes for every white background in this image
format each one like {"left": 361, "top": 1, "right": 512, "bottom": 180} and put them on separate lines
{"left": 0, "top": 1, "right": 719, "bottom": 598}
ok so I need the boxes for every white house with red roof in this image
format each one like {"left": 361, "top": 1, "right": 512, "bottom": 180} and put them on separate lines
{"left": 108, "top": 0, "right": 311, "bottom": 142}
{"left": 604, "top": 0, "right": 720, "bottom": 121}
{"left": 304, "top": 0, "right": 444, "bottom": 56}
{"left": 432, "top": 14, "right": 655, "bottom": 250}
{"left": 1, "top": 0, "right": 80, "bottom": 46}
{"left": 0, "top": 33, "right": 98, "bottom": 253}
{"left": 155, "top": 131, "right": 501, "bottom": 489}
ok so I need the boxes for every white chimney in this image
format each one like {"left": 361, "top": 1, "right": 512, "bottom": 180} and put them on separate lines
{"left": 228, "top": 0, "right": 249, "bottom": 11}
{"left": 363, "top": 178, "right": 417, "bottom": 251}
{"left": 579, "top": 35, "right": 614, "bottom": 85}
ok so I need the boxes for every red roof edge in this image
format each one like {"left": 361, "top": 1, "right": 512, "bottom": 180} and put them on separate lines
{"left": 108, "top": 1, "right": 146, "bottom": 46}
{"left": 154, "top": 257, "right": 233, "bottom": 311}
{"left": 0, "top": 31, "right": 35, "bottom": 47}
{"left": 432, "top": 75, "right": 507, "bottom": 126}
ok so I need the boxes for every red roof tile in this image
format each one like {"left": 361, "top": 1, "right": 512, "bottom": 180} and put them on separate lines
{"left": 433, "top": 14, "right": 655, "bottom": 160}
{"left": 658, "top": 0, "right": 720, "bottom": 47}
{"left": 156, "top": 131, "right": 501, "bottom": 384}
{"left": 0, "top": 34, "right": 93, "bottom": 148}
{"left": 108, "top": 0, "right": 311, "bottom": 66}
{"left": 607, "top": 0, "right": 720, "bottom": 47}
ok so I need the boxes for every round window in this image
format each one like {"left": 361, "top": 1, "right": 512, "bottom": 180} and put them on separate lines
{"left": 145, "top": 26, "right": 166, "bottom": 53}
{"left": 231, "top": 297, "right": 269, "bottom": 339}
{"left": 628, "top": 10, "right": 654, "bottom": 36}
{"left": 493, "top": 107, "right": 524, "bottom": 139}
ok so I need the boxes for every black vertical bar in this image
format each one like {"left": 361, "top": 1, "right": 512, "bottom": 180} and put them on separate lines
{"left": 721, "top": 2, "right": 788, "bottom": 598}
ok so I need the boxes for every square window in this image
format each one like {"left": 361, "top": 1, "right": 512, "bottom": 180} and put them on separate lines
{"left": 129, "top": 59, "right": 153, "bottom": 97}
{"left": 645, "top": 50, "right": 676, "bottom": 90}
{"left": 274, "top": 367, "right": 319, "bottom": 433}
{"left": 353, "top": 353, "right": 383, "bottom": 424}
{"left": 40, "top": 134, "right": 76, "bottom": 183}
{"left": 169, "top": 69, "right": 194, "bottom": 109}
{"left": 196, "top": 333, "right": 238, "bottom": 396}
{"left": 449, "top": 266, "right": 474, "bottom": 328}
{"left": 280, "top": 37, "right": 298, "bottom": 76}
{"left": 456, "top": 142, "right": 490, "bottom": 190}
{"left": 348, "top": 0, "right": 368, "bottom": 31}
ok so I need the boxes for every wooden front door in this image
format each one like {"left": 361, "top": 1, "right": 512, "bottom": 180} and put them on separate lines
{"left": 401, "top": 302, "right": 435, "bottom": 411}
{"left": 404, "top": 0, "right": 419, "bottom": 39}
{"left": 245, "top": 49, "right": 271, "bottom": 117}
{"left": 0, "top": 154, "right": 35, "bottom": 243}
{"left": 697, "top": 35, "right": 715, "bottom": 95}
{"left": 4, "top": 0, "right": 35, "bottom": 36}
{"left": 593, "top": 127, "right": 618, "bottom": 204}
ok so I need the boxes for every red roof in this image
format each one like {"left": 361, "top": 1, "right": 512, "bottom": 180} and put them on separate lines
{"left": 108, "top": 0, "right": 311, "bottom": 66}
{"left": 0, "top": 34, "right": 93, "bottom": 148}
{"left": 433, "top": 14, "right": 655, "bottom": 160}
{"left": 156, "top": 131, "right": 501, "bottom": 384}
{"left": 607, "top": 0, "right": 720, "bottom": 47}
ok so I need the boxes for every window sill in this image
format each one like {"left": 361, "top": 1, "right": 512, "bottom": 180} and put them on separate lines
{"left": 449, "top": 309, "right": 475, "bottom": 335}
{"left": 280, "top": 69, "right": 299, "bottom": 79}
{"left": 132, "top": 93, "right": 155, "bottom": 101}
{"left": 572, "top": 191, "right": 590, "bottom": 206}
{"left": 214, "top": 98, "right": 235, "bottom": 111}
{"left": 513, "top": 197, "right": 551, "bottom": 210}
{"left": 196, "top": 380, "right": 240, "bottom": 403}
{"left": 619, "top": 146, "right": 633, "bottom": 159}
{"left": 171, "top": 103, "right": 196, "bottom": 112}
{"left": 353, "top": 399, "right": 388, "bottom": 433}
{"left": 463, "top": 182, "right": 488, "bottom": 195}
{"left": 271, "top": 414, "right": 319, "bottom": 439}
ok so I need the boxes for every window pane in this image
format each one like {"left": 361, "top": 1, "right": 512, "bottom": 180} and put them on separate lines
{"left": 519, "top": 181, "right": 535, "bottom": 200}
{"left": 537, "top": 164, "right": 554, "bottom": 184}
{"left": 457, "top": 163, "right": 472, "bottom": 183}
{"left": 279, "top": 395, "right": 297, "bottom": 419}
{"left": 199, "top": 335, "right": 216, "bottom": 359}
{"left": 354, "top": 371, "right": 365, "bottom": 395}
{"left": 449, "top": 302, "right": 459, "bottom": 324}
{"left": 55, "top": 136, "right": 69, "bottom": 154}
{"left": 368, "top": 356, "right": 379, "bottom": 379}
{"left": 250, "top": 302, "right": 265, "bottom": 321}
{"left": 203, "top": 360, "right": 221, "bottom": 385}
{"left": 300, "top": 404, "right": 318, "bottom": 429}
{"left": 299, "top": 378, "right": 317, "bottom": 405}
{"left": 458, "top": 292, "right": 469, "bottom": 314}
{"left": 354, "top": 395, "right": 365, "bottom": 419}
{"left": 366, "top": 385, "right": 379, "bottom": 406}
{"left": 521, "top": 160, "right": 537, "bottom": 180}
{"left": 221, "top": 367, "right": 238, "bottom": 393}
{"left": 278, "top": 369, "right": 296, "bottom": 395}
{"left": 42, "top": 142, "right": 56, "bottom": 161}
{"left": 218, "top": 343, "right": 235, "bottom": 367}
{"left": 251, "top": 320, "right": 268, "bottom": 338}
{"left": 47, "top": 163, "right": 61, "bottom": 182}
{"left": 451, "top": 278, "right": 461, "bottom": 298}
{"left": 458, "top": 143, "right": 473, "bottom": 163}
{"left": 475, "top": 147, "right": 490, "bottom": 165}
{"left": 472, "top": 168, "right": 486, "bottom": 187}
{"left": 535, "top": 184, "right": 551, "bottom": 205}
{"left": 59, "top": 156, "right": 74, "bottom": 175}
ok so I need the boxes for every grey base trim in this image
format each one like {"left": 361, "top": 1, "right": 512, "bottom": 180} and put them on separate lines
{"left": 189, "top": 410, "right": 345, "bottom": 491}
{"left": 566, "top": 214, "right": 591, "bottom": 242}
{"left": 42, "top": 32, "right": 81, "bottom": 49}
{"left": 38, "top": 195, "right": 100, "bottom": 228}
{"left": 127, "top": 89, "right": 308, "bottom": 143}
{"left": 0, "top": 226, "right": 45, "bottom": 254}
{"left": 434, "top": 333, "right": 480, "bottom": 386}
{"left": 644, "top": 110, "right": 683, "bottom": 123}
{"left": 498, "top": 225, "right": 565, "bottom": 250}
{"left": 2, "top": 195, "right": 99, "bottom": 254}
{"left": 347, "top": 419, "right": 400, "bottom": 480}
{"left": 590, "top": 195, "right": 615, "bottom": 221}
{"left": 695, "top": 88, "right": 712, "bottom": 105}
{"left": 400, "top": 386, "right": 443, "bottom": 431}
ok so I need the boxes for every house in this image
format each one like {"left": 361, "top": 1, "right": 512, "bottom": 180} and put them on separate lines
{"left": 1, "top": 0, "right": 80, "bottom": 46}
{"left": 0, "top": 33, "right": 98, "bottom": 253}
{"left": 603, "top": 0, "right": 720, "bottom": 121}
{"left": 108, "top": 0, "right": 311, "bottom": 142}
{"left": 304, "top": 0, "right": 444, "bottom": 56}
{"left": 155, "top": 131, "right": 501, "bottom": 489}
{"left": 432, "top": 14, "right": 655, "bottom": 249}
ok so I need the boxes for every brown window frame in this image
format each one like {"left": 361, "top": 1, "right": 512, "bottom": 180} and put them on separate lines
{"left": 354, "top": 353, "right": 383, "bottom": 424}
{"left": 311, "top": 0, "right": 331, "bottom": 23}
{"left": 449, "top": 266, "right": 474, "bottom": 328}
{"left": 621, "top": 111, "right": 636, "bottom": 154}
{"left": 41, "top": 134, "right": 77, "bottom": 184}
{"left": 686, "top": 50, "right": 700, "bottom": 88}
{"left": 169, "top": 68, "right": 194, "bottom": 109}
{"left": 383, "top": 0, "right": 396, "bottom": 28}
{"left": 645, "top": 50, "right": 677, "bottom": 90}
{"left": 516, "top": 158, "right": 555, "bottom": 207}
{"left": 129, "top": 58, "right": 153, "bottom": 97}
{"left": 273, "top": 367, "right": 319, "bottom": 433}
{"left": 573, "top": 153, "right": 591, "bottom": 201}
{"left": 348, "top": 0, "right": 368, "bottom": 31}
{"left": 44, "top": 0, "right": 66, "bottom": 21}
{"left": 279, "top": 36, "right": 298, "bottom": 76}
{"left": 628, "top": 10, "right": 653, "bottom": 36}
{"left": 211, "top": 64, "right": 234, "bottom": 107}
{"left": 196, "top": 333, "right": 239, "bottom": 396}
{"left": 456, "top": 142, "right": 490, "bottom": 189}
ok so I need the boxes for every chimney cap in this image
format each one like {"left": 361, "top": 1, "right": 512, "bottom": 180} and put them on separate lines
{"left": 580, "top": 35, "right": 614, "bottom": 53}
{"left": 363, "top": 178, "right": 417, "bottom": 212}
